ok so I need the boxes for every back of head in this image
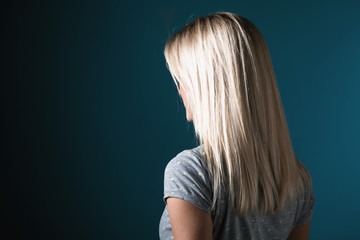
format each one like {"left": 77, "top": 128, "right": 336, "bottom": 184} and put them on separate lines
{"left": 164, "top": 11, "right": 312, "bottom": 216}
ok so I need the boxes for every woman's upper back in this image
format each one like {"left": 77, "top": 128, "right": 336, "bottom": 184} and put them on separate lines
{"left": 159, "top": 144, "right": 315, "bottom": 240}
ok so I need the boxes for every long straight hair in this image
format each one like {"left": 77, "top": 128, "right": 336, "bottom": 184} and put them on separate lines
{"left": 164, "top": 11, "right": 312, "bottom": 216}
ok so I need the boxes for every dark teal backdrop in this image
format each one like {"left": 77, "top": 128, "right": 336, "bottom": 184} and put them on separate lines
{"left": 2, "top": 0, "right": 359, "bottom": 239}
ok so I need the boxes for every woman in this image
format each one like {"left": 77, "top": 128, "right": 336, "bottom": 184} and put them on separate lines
{"left": 159, "top": 11, "right": 315, "bottom": 240}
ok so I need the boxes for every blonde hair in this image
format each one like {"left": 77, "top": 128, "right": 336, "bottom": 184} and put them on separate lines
{"left": 164, "top": 11, "right": 312, "bottom": 216}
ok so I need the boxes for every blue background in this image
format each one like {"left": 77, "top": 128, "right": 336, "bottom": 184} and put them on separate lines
{"left": 2, "top": 0, "right": 359, "bottom": 239}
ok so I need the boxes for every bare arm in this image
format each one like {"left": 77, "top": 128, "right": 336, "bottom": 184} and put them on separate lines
{"left": 166, "top": 197, "right": 213, "bottom": 240}
{"left": 287, "top": 221, "right": 311, "bottom": 240}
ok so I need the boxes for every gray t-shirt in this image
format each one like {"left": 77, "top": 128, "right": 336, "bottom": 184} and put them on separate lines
{"left": 159, "top": 144, "right": 315, "bottom": 240}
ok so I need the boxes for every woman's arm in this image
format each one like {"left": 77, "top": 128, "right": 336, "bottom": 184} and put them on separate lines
{"left": 287, "top": 221, "right": 311, "bottom": 240}
{"left": 166, "top": 197, "right": 213, "bottom": 240}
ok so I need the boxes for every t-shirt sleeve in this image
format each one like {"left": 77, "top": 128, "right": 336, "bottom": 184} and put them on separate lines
{"left": 163, "top": 150, "right": 213, "bottom": 216}
{"left": 295, "top": 182, "right": 315, "bottom": 226}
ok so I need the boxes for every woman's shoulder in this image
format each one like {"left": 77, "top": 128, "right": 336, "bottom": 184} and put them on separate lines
{"left": 162, "top": 144, "right": 213, "bottom": 215}
{"left": 186, "top": 144, "right": 205, "bottom": 159}
{"left": 165, "top": 144, "right": 208, "bottom": 176}
{"left": 168, "top": 144, "right": 204, "bottom": 162}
